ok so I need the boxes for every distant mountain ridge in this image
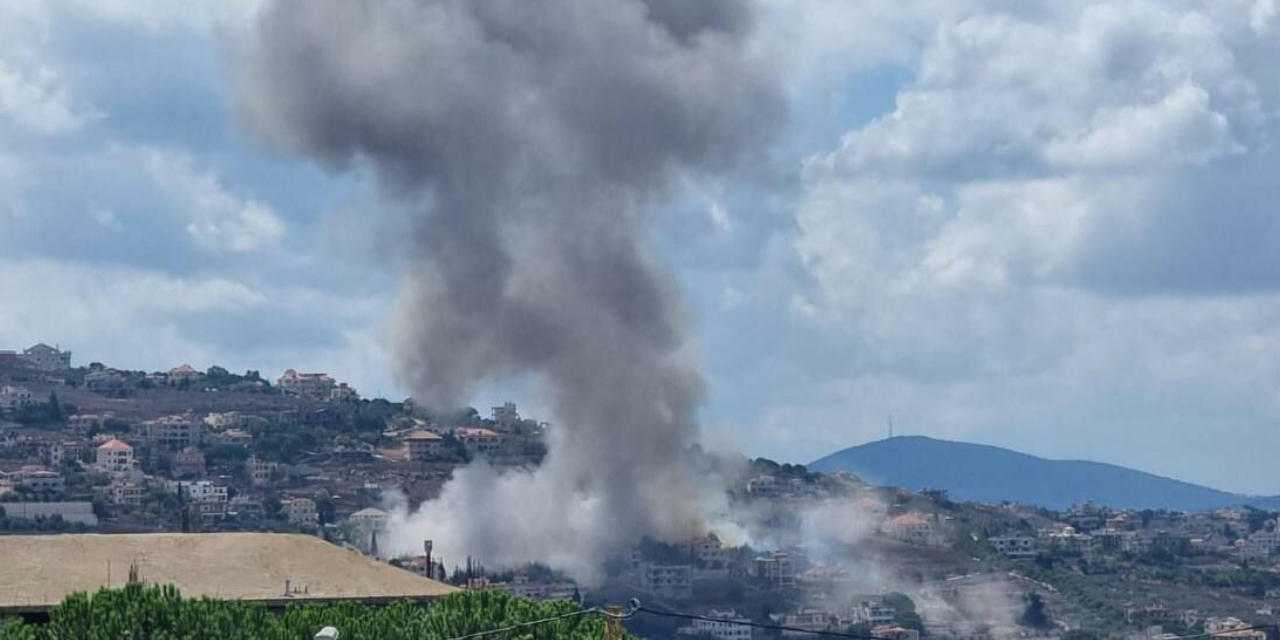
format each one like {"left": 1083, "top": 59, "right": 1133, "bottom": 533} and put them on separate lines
{"left": 808, "top": 435, "right": 1280, "bottom": 511}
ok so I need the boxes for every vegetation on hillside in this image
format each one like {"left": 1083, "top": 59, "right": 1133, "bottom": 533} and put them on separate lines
{"left": 0, "top": 585, "right": 619, "bottom": 640}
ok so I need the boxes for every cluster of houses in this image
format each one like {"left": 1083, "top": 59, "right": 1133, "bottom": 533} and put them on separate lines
{"left": 985, "top": 501, "right": 1280, "bottom": 566}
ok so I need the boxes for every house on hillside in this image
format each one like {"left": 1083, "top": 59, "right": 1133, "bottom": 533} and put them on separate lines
{"left": 885, "top": 512, "right": 935, "bottom": 545}
{"left": 403, "top": 430, "right": 444, "bottom": 461}
{"left": 455, "top": 427, "right": 502, "bottom": 456}
{"left": 277, "top": 370, "right": 337, "bottom": 399}
{"left": 19, "top": 344, "right": 72, "bottom": 371}
{"left": 96, "top": 438, "right": 135, "bottom": 473}
{"left": 0, "top": 385, "right": 36, "bottom": 411}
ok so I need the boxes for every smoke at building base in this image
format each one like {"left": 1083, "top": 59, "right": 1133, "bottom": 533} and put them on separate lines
{"left": 236, "top": 0, "right": 782, "bottom": 582}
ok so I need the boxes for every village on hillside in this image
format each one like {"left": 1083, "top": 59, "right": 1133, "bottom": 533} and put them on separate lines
{"left": 4, "top": 344, "right": 1280, "bottom": 640}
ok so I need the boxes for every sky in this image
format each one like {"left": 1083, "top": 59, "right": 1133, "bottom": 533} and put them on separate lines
{"left": 3, "top": 0, "right": 1280, "bottom": 494}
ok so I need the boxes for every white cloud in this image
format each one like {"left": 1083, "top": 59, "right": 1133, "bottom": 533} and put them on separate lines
{"left": 143, "top": 148, "right": 286, "bottom": 253}
{"left": 787, "top": 0, "right": 1280, "bottom": 492}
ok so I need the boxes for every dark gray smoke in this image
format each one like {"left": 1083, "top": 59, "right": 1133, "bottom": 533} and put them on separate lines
{"left": 237, "top": 0, "right": 781, "bottom": 581}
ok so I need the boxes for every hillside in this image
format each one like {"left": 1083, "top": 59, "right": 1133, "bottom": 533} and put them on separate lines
{"left": 809, "top": 436, "right": 1275, "bottom": 511}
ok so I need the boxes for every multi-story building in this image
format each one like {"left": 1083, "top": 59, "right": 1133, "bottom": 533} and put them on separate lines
{"left": 282, "top": 497, "right": 319, "bottom": 525}
{"left": 498, "top": 576, "right": 578, "bottom": 602}
{"left": 677, "top": 609, "right": 753, "bottom": 640}
{"left": 755, "top": 550, "right": 796, "bottom": 588}
{"left": 773, "top": 609, "right": 833, "bottom": 637}
{"left": 0, "top": 385, "right": 36, "bottom": 411}
{"left": 96, "top": 438, "right": 135, "bottom": 473}
{"left": 329, "top": 383, "right": 360, "bottom": 402}
{"left": 885, "top": 512, "right": 934, "bottom": 545}
{"left": 855, "top": 600, "right": 897, "bottom": 625}
{"left": 685, "top": 533, "right": 732, "bottom": 570}
{"left": 639, "top": 563, "right": 693, "bottom": 601}
{"left": 168, "top": 364, "right": 201, "bottom": 384}
{"left": 178, "top": 480, "right": 228, "bottom": 505}
{"left": 19, "top": 343, "right": 72, "bottom": 371}
{"left": 247, "top": 456, "right": 277, "bottom": 487}
{"left": 491, "top": 402, "right": 519, "bottom": 427}
{"left": 143, "top": 414, "right": 203, "bottom": 450}
{"left": 348, "top": 507, "right": 389, "bottom": 531}
{"left": 990, "top": 535, "right": 1039, "bottom": 558}
{"left": 11, "top": 467, "right": 65, "bottom": 496}
{"left": 455, "top": 427, "right": 503, "bottom": 457}
{"left": 403, "top": 430, "right": 444, "bottom": 461}
{"left": 746, "top": 475, "right": 780, "bottom": 498}
{"left": 277, "top": 370, "right": 337, "bottom": 399}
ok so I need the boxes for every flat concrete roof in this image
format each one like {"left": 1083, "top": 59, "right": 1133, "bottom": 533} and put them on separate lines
{"left": 0, "top": 532, "right": 457, "bottom": 613}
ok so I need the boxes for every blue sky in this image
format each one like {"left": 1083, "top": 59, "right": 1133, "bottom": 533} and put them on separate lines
{"left": 5, "top": 0, "right": 1280, "bottom": 494}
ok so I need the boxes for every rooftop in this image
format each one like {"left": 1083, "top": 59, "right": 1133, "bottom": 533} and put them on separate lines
{"left": 0, "top": 533, "right": 457, "bottom": 613}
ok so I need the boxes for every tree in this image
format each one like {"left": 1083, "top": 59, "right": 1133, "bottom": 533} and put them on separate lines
{"left": 1019, "top": 592, "right": 1053, "bottom": 630}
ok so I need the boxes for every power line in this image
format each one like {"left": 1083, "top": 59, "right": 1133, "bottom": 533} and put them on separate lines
{"left": 437, "top": 600, "right": 638, "bottom": 640}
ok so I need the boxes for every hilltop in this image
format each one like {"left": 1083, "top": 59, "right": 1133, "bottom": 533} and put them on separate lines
{"left": 809, "top": 435, "right": 1278, "bottom": 511}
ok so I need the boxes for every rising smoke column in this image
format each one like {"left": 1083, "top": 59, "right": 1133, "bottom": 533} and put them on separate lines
{"left": 238, "top": 0, "right": 781, "bottom": 580}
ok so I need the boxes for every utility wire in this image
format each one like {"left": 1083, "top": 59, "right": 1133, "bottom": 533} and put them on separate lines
{"left": 437, "top": 600, "right": 638, "bottom": 640}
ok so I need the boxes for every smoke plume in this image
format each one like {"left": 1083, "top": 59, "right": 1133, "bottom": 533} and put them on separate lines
{"left": 238, "top": 0, "right": 781, "bottom": 580}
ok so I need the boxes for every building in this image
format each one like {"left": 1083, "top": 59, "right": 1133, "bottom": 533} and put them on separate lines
{"left": 0, "top": 533, "right": 456, "bottom": 614}
{"left": 247, "top": 456, "right": 277, "bottom": 487}
{"left": 885, "top": 512, "right": 934, "bottom": 545}
{"left": 754, "top": 550, "right": 796, "bottom": 588}
{"left": 277, "top": 370, "right": 337, "bottom": 399}
{"left": 498, "top": 575, "right": 578, "bottom": 602}
{"left": 746, "top": 475, "right": 780, "bottom": 498}
{"left": 143, "top": 414, "right": 204, "bottom": 450}
{"left": 685, "top": 533, "right": 731, "bottom": 570}
{"left": 170, "top": 447, "right": 207, "bottom": 478}
{"left": 0, "top": 501, "right": 97, "bottom": 526}
{"left": 329, "top": 383, "right": 360, "bottom": 402}
{"left": 19, "top": 344, "right": 71, "bottom": 371}
{"left": 111, "top": 479, "right": 148, "bottom": 507}
{"left": 492, "top": 401, "right": 520, "bottom": 427}
{"left": 96, "top": 438, "right": 135, "bottom": 473}
{"left": 178, "top": 480, "right": 228, "bottom": 505}
{"left": 990, "top": 535, "right": 1039, "bottom": 558}
{"left": 677, "top": 609, "right": 753, "bottom": 640}
{"left": 456, "top": 427, "right": 503, "bottom": 456}
{"left": 168, "top": 364, "right": 201, "bottom": 384}
{"left": 211, "top": 428, "right": 253, "bottom": 447}
{"left": 403, "top": 430, "right": 445, "bottom": 461}
{"left": 10, "top": 467, "right": 65, "bottom": 496}
{"left": 1206, "top": 619, "right": 1267, "bottom": 640}
{"left": 348, "top": 507, "right": 390, "bottom": 531}
{"left": 84, "top": 369, "right": 129, "bottom": 395}
{"left": 282, "top": 497, "right": 319, "bottom": 525}
{"left": 0, "top": 385, "right": 36, "bottom": 411}
{"left": 639, "top": 563, "right": 693, "bottom": 601}
{"left": 855, "top": 600, "right": 898, "bottom": 625}
{"left": 773, "top": 609, "right": 833, "bottom": 637}
{"left": 874, "top": 626, "right": 921, "bottom": 640}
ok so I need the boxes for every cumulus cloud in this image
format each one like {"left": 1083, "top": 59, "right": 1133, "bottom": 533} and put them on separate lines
{"left": 144, "top": 148, "right": 286, "bottom": 253}
{"left": 788, "top": 0, "right": 1280, "bottom": 492}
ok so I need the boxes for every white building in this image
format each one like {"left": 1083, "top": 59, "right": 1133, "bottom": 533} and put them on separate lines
{"left": 455, "top": 427, "right": 503, "bottom": 456}
{"left": 178, "top": 480, "right": 229, "bottom": 505}
{"left": 143, "top": 414, "right": 204, "bottom": 450}
{"left": 0, "top": 385, "right": 36, "bottom": 411}
{"left": 885, "top": 512, "right": 934, "bottom": 545}
{"left": 96, "top": 438, "right": 135, "bottom": 473}
{"left": 348, "top": 507, "right": 389, "bottom": 530}
{"left": 678, "top": 610, "right": 753, "bottom": 640}
{"left": 755, "top": 550, "right": 796, "bottom": 588}
{"left": 277, "top": 370, "right": 337, "bottom": 399}
{"left": 283, "top": 497, "right": 319, "bottom": 525}
{"left": 990, "top": 535, "right": 1039, "bottom": 558}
